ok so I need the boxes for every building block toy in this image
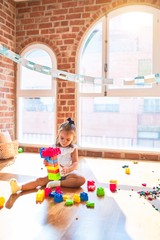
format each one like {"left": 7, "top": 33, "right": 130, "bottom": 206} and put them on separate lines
{"left": 63, "top": 195, "right": 71, "bottom": 201}
{"left": 87, "top": 180, "right": 96, "bottom": 191}
{"left": 109, "top": 180, "right": 117, "bottom": 192}
{"left": 36, "top": 189, "right": 45, "bottom": 202}
{"left": 55, "top": 186, "right": 63, "bottom": 194}
{"left": 44, "top": 187, "right": 52, "bottom": 197}
{"left": 40, "top": 147, "right": 61, "bottom": 180}
{"left": 122, "top": 165, "right": 129, "bottom": 168}
{"left": 96, "top": 187, "right": 105, "bottom": 197}
{"left": 49, "top": 191, "right": 56, "bottom": 198}
{"left": 65, "top": 199, "right": 74, "bottom": 206}
{"left": 73, "top": 194, "right": 81, "bottom": 203}
{"left": 0, "top": 196, "right": 5, "bottom": 208}
{"left": 133, "top": 161, "right": 138, "bottom": 164}
{"left": 54, "top": 193, "right": 63, "bottom": 203}
{"left": 86, "top": 201, "right": 95, "bottom": 208}
{"left": 125, "top": 167, "right": 130, "bottom": 174}
{"left": 142, "top": 183, "right": 147, "bottom": 187}
{"left": 80, "top": 192, "right": 88, "bottom": 201}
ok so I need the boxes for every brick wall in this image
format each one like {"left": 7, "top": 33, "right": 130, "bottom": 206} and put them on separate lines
{"left": 0, "top": 0, "right": 16, "bottom": 140}
{"left": 22, "top": 145, "right": 160, "bottom": 161}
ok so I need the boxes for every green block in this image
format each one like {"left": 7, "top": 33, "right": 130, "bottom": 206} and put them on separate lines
{"left": 65, "top": 199, "right": 74, "bottom": 206}
{"left": 48, "top": 172, "right": 61, "bottom": 180}
{"left": 86, "top": 201, "right": 95, "bottom": 208}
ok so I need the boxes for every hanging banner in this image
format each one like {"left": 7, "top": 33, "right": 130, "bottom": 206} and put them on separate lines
{"left": 0, "top": 44, "right": 114, "bottom": 86}
{"left": 0, "top": 44, "right": 159, "bottom": 86}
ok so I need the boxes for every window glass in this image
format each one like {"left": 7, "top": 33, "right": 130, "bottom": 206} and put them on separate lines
{"left": 79, "top": 97, "right": 160, "bottom": 150}
{"left": 21, "top": 49, "right": 52, "bottom": 90}
{"left": 17, "top": 45, "right": 56, "bottom": 145}
{"left": 18, "top": 97, "right": 55, "bottom": 145}
{"left": 108, "top": 11, "right": 153, "bottom": 86}
{"left": 79, "top": 21, "right": 102, "bottom": 93}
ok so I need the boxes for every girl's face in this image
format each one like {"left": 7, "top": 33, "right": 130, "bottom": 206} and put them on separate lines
{"left": 58, "top": 130, "right": 74, "bottom": 147}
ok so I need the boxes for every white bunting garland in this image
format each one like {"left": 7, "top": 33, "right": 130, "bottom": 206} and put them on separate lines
{"left": 0, "top": 44, "right": 160, "bottom": 86}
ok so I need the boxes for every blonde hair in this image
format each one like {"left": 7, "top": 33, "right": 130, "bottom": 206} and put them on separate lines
{"left": 56, "top": 118, "right": 76, "bottom": 147}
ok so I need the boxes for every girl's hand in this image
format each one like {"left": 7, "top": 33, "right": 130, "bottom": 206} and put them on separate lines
{"left": 60, "top": 166, "right": 69, "bottom": 175}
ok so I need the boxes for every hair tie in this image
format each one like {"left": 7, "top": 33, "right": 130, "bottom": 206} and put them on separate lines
{"left": 67, "top": 118, "right": 75, "bottom": 125}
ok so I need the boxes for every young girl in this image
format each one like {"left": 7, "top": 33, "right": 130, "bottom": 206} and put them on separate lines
{"left": 10, "top": 118, "right": 86, "bottom": 194}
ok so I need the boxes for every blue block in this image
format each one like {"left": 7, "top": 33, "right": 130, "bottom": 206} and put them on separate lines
{"left": 54, "top": 193, "right": 63, "bottom": 203}
{"left": 80, "top": 192, "right": 88, "bottom": 201}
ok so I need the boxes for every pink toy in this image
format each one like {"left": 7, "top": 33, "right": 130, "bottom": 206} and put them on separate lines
{"left": 109, "top": 180, "right": 117, "bottom": 192}
{"left": 55, "top": 186, "right": 63, "bottom": 194}
{"left": 142, "top": 183, "right": 147, "bottom": 187}
{"left": 87, "top": 180, "right": 96, "bottom": 191}
{"left": 42, "top": 147, "right": 61, "bottom": 158}
{"left": 44, "top": 187, "right": 52, "bottom": 197}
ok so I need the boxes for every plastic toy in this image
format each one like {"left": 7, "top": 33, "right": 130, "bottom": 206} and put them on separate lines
{"left": 18, "top": 147, "right": 23, "bottom": 153}
{"left": 122, "top": 165, "right": 129, "bottom": 168}
{"left": 86, "top": 201, "right": 95, "bottom": 208}
{"left": 44, "top": 187, "right": 52, "bottom": 197}
{"left": 40, "top": 147, "right": 61, "bottom": 180}
{"left": 0, "top": 196, "right": 5, "bottom": 207}
{"left": 133, "top": 161, "right": 138, "bottom": 164}
{"left": 87, "top": 180, "right": 96, "bottom": 191}
{"left": 55, "top": 186, "right": 63, "bottom": 194}
{"left": 73, "top": 194, "right": 81, "bottom": 203}
{"left": 142, "top": 183, "right": 147, "bottom": 187}
{"left": 54, "top": 193, "right": 63, "bottom": 203}
{"left": 125, "top": 167, "right": 130, "bottom": 174}
{"left": 80, "top": 192, "right": 88, "bottom": 201}
{"left": 63, "top": 194, "right": 71, "bottom": 201}
{"left": 49, "top": 191, "right": 56, "bottom": 198}
{"left": 109, "top": 180, "right": 117, "bottom": 192}
{"left": 96, "top": 187, "right": 105, "bottom": 197}
{"left": 36, "top": 189, "right": 45, "bottom": 202}
{"left": 65, "top": 199, "right": 74, "bottom": 206}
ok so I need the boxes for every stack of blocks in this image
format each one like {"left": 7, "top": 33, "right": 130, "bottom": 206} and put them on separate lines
{"left": 40, "top": 147, "right": 61, "bottom": 180}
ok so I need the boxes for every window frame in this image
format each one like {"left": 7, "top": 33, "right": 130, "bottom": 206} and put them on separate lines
{"left": 16, "top": 44, "right": 57, "bottom": 146}
{"left": 77, "top": 5, "right": 160, "bottom": 151}
{"left": 78, "top": 5, "right": 160, "bottom": 98}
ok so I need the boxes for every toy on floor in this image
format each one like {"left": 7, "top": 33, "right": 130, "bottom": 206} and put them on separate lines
{"left": 18, "top": 147, "right": 23, "bottom": 153}
{"left": 87, "top": 180, "right": 96, "bottom": 191}
{"left": 80, "top": 192, "right": 88, "bottom": 201}
{"left": 73, "top": 194, "right": 81, "bottom": 203}
{"left": 86, "top": 201, "right": 95, "bottom": 208}
{"left": 54, "top": 193, "right": 63, "bottom": 203}
{"left": 36, "top": 189, "right": 45, "bottom": 203}
{"left": 125, "top": 167, "right": 130, "bottom": 174}
{"left": 96, "top": 187, "right": 105, "bottom": 197}
{"left": 44, "top": 187, "right": 52, "bottom": 197}
{"left": 109, "top": 180, "right": 117, "bottom": 192}
{"left": 65, "top": 199, "right": 74, "bottom": 206}
{"left": 0, "top": 196, "right": 5, "bottom": 207}
{"left": 40, "top": 147, "right": 61, "bottom": 180}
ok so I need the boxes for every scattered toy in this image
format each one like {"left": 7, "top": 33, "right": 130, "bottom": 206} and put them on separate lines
{"left": 86, "top": 201, "right": 95, "bottom": 208}
{"left": 0, "top": 196, "right": 5, "bottom": 207}
{"left": 87, "top": 180, "right": 96, "bottom": 191}
{"left": 80, "top": 192, "right": 88, "bottom": 201}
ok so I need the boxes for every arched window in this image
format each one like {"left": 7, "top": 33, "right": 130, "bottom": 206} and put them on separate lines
{"left": 78, "top": 5, "right": 160, "bottom": 152}
{"left": 17, "top": 44, "right": 57, "bottom": 146}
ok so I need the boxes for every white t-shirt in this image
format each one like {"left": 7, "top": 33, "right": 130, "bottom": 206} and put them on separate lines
{"left": 52, "top": 144, "right": 77, "bottom": 177}
{"left": 58, "top": 145, "right": 76, "bottom": 167}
